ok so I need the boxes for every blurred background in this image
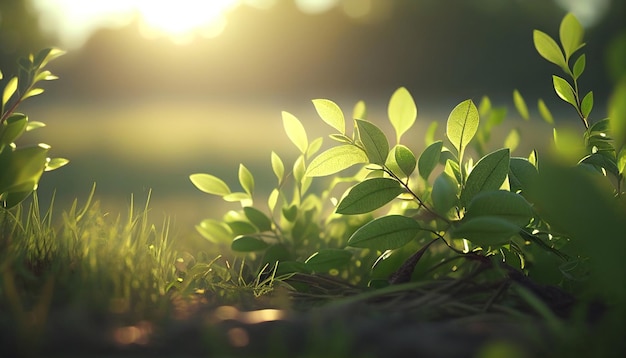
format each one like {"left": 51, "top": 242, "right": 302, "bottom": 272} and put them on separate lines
{"left": 1, "top": 0, "right": 624, "bottom": 239}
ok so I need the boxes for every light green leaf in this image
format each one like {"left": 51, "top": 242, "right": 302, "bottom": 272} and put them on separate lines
{"left": 223, "top": 192, "right": 252, "bottom": 204}
{"left": 282, "top": 111, "right": 308, "bottom": 154}
{"left": 243, "top": 206, "right": 272, "bottom": 232}
{"left": 465, "top": 190, "right": 533, "bottom": 227}
{"left": 196, "top": 219, "right": 233, "bottom": 244}
{"left": 559, "top": 13, "right": 585, "bottom": 61}
{"left": 581, "top": 91, "right": 593, "bottom": 119}
{"left": 23, "top": 88, "right": 44, "bottom": 100}
{"left": 34, "top": 47, "right": 65, "bottom": 68}
{"left": 353, "top": 100, "right": 367, "bottom": 119}
{"left": 306, "top": 145, "right": 367, "bottom": 177}
{"left": 336, "top": 178, "right": 405, "bottom": 215}
{"left": 431, "top": 172, "right": 458, "bottom": 215}
{"left": 533, "top": 30, "right": 566, "bottom": 70}
{"left": 307, "top": 137, "right": 324, "bottom": 158}
{"left": 2, "top": 76, "right": 18, "bottom": 107}
{"left": 513, "top": 89, "right": 529, "bottom": 120}
{"left": 388, "top": 87, "right": 417, "bottom": 143}
{"left": 231, "top": 235, "right": 269, "bottom": 252}
{"left": 572, "top": 54, "right": 586, "bottom": 80}
{"left": 446, "top": 99, "right": 479, "bottom": 162}
{"left": 509, "top": 157, "right": 538, "bottom": 193}
{"left": 460, "top": 148, "right": 510, "bottom": 207}
{"left": 355, "top": 119, "right": 389, "bottom": 165}
{"left": 313, "top": 99, "right": 345, "bottom": 134}
{"left": 617, "top": 148, "right": 626, "bottom": 174}
{"left": 394, "top": 144, "right": 417, "bottom": 177}
{"left": 0, "top": 114, "right": 28, "bottom": 146}
{"left": 425, "top": 121, "right": 438, "bottom": 146}
{"left": 478, "top": 96, "right": 492, "bottom": 117}
{"left": 239, "top": 163, "right": 254, "bottom": 196}
{"left": 45, "top": 157, "right": 69, "bottom": 171}
{"left": 271, "top": 151, "right": 284, "bottom": 184}
{"left": 538, "top": 99, "right": 554, "bottom": 125}
{"left": 293, "top": 154, "right": 306, "bottom": 182}
{"left": 305, "top": 249, "right": 352, "bottom": 272}
{"left": 26, "top": 121, "right": 46, "bottom": 131}
{"left": 418, "top": 140, "right": 443, "bottom": 180}
{"left": 189, "top": 173, "right": 231, "bottom": 196}
{"left": 347, "top": 215, "right": 421, "bottom": 251}
{"left": 552, "top": 75, "right": 577, "bottom": 107}
{"left": 451, "top": 216, "right": 520, "bottom": 247}
{"left": 504, "top": 128, "right": 520, "bottom": 153}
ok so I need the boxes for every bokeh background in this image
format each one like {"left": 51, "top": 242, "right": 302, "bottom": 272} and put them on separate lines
{"left": 1, "top": 0, "right": 624, "bottom": 240}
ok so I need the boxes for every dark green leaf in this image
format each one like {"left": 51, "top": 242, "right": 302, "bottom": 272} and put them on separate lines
{"left": 355, "top": 119, "right": 389, "bottom": 165}
{"left": 431, "top": 172, "right": 458, "bottom": 215}
{"left": 347, "top": 215, "right": 421, "bottom": 250}
{"left": 452, "top": 216, "right": 520, "bottom": 247}
{"left": 465, "top": 190, "right": 533, "bottom": 227}
{"left": 231, "top": 235, "right": 269, "bottom": 252}
{"left": 243, "top": 206, "right": 272, "bottom": 232}
{"left": 581, "top": 91, "right": 593, "bottom": 119}
{"left": 227, "top": 221, "right": 258, "bottom": 236}
{"left": 393, "top": 144, "right": 416, "bottom": 177}
{"left": 305, "top": 249, "right": 352, "bottom": 272}
{"left": 460, "top": 148, "right": 510, "bottom": 207}
{"left": 509, "top": 157, "right": 538, "bottom": 193}
{"left": 336, "top": 178, "right": 405, "bottom": 215}
{"left": 418, "top": 141, "right": 443, "bottom": 180}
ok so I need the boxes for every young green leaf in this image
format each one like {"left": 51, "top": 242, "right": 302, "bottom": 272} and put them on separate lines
{"left": 451, "top": 216, "right": 520, "bottom": 247}
{"left": 45, "top": 157, "right": 69, "bottom": 171}
{"left": 353, "top": 100, "right": 367, "bottom": 119}
{"left": 239, "top": 163, "right": 254, "bottom": 196}
{"left": 355, "top": 119, "right": 389, "bottom": 165}
{"left": 336, "top": 178, "right": 405, "bottom": 215}
{"left": 347, "top": 215, "right": 421, "bottom": 251}
{"left": 394, "top": 144, "right": 417, "bottom": 178}
{"left": 446, "top": 99, "right": 479, "bottom": 162}
{"left": 431, "top": 172, "right": 458, "bottom": 215}
{"left": 305, "top": 145, "right": 368, "bottom": 177}
{"left": 572, "top": 54, "right": 586, "bottom": 80}
{"left": 504, "top": 128, "right": 520, "bottom": 153}
{"left": 282, "top": 111, "right": 308, "bottom": 154}
{"left": 243, "top": 206, "right": 272, "bottom": 232}
{"left": 196, "top": 219, "right": 233, "bottom": 244}
{"left": 425, "top": 121, "right": 438, "bottom": 146}
{"left": 533, "top": 30, "right": 566, "bottom": 70}
{"left": 559, "top": 13, "right": 584, "bottom": 61}
{"left": 293, "top": 154, "right": 306, "bottom": 182}
{"left": 418, "top": 140, "right": 443, "bottom": 180}
{"left": 2, "top": 76, "right": 18, "bottom": 107}
{"left": 190, "top": 173, "right": 231, "bottom": 196}
{"left": 313, "top": 99, "right": 345, "bottom": 134}
{"left": 538, "top": 99, "right": 555, "bottom": 124}
{"left": 388, "top": 87, "right": 417, "bottom": 143}
{"left": 305, "top": 249, "right": 352, "bottom": 272}
{"left": 513, "top": 89, "right": 529, "bottom": 120}
{"left": 465, "top": 190, "right": 533, "bottom": 227}
{"left": 581, "top": 91, "right": 593, "bottom": 119}
{"left": 460, "top": 148, "right": 510, "bottom": 207}
{"left": 231, "top": 235, "right": 269, "bottom": 252}
{"left": 271, "top": 151, "right": 284, "bottom": 184}
{"left": 552, "top": 75, "right": 577, "bottom": 107}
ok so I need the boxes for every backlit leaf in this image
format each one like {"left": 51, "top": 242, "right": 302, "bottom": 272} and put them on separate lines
{"left": 2, "top": 76, "right": 18, "bottom": 106}
{"left": 45, "top": 157, "right": 69, "bottom": 171}
{"left": 425, "top": 121, "right": 438, "bottom": 146}
{"left": 239, "top": 163, "right": 254, "bottom": 196}
{"left": 388, "top": 87, "right": 417, "bottom": 143}
{"left": 231, "top": 235, "right": 269, "bottom": 252}
{"left": 581, "top": 91, "right": 593, "bottom": 119}
{"left": 271, "top": 151, "right": 284, "bottom": 184}
{"left": 559, "top": 13, "right": 585, "bottom": 61}
{"left": 394, "top": 144, "right": 417, "bottom": 177}
{"left": 533, "top": 30, "right": 566, "bottom": 70}
{"left": 460, "top": 148, "right": 510, "bottom": 207}
{"left": 446, "top": 99, "right": 479, "bottom": 162}
{"left": 196, "top": 219, "right": 233, "bottom": 244}
{"left": 617, "top": 148, "right": 626, "bottom": 174}
{"left": 504, "top": 128, "right": 520, "bottom": 153}
{"left": 353, "top": 100, "right": 367, "bottom": 119}
{"left": 418, "top": 140, "right": 443, "bottom": 180}
{"left": 282, "top": 111, "right": 308, "bottom": 154}
{"left": 552, "top": 76, "right": 577, "bottom": 107}
{"left": 355, "top": 119, "right": 389, "bottom": 165}
{"left": 336, "top": 178, "right": 405, "bottom": 215}
{"left": 190, "top": 174, "right": 231, "bottom": 196}
{"left": 347, "top": 215, "right": 421, "bottom": 250}
{"left": 451, "top": 216, "right": 520, "bottom": 247}
{"left": 538, "top": 99, "right": 554, "bottom": 125}
{"left": 572, "top": 54, "right": 586, "bottom": 80}
{"left": 306, "top": 145, "right": 367, "bottom": 177}
{"left": 465, "top": 190, "right": 533, "bottom": 227}
{"left": 305, "top": 249, "right": 352, "bottom": 272}
{"left": 513, "top": 89, "right": 529, "bottom": 120}
{"left": 313, "top": 99, "right": 345, "bottom": 134}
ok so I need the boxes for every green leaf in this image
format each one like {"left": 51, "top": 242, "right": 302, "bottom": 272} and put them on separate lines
{"left": 504, "top": 128, "right": 520, "bottom": 153}
{"left": 451, "top": 216, "right": 520, "bottom": 247}
{"left": 431, "top": 172, "right": 458, "bottom": 215}
{"left": 2, "top": 76, "right": 18, "bottom": 107}
{"left": 34, "top": 48, "right": 65, "bottom": 68}
{"left": 313, "top": 99, "right": 345, "bottom": 134}
{"left": 223, "top": 192, "right": 252, "bottom": 204}
{"left": 394, "top": 144, "right": 417, "bottom": 177}
{"left": 513, "top": 89, "right": 529, "bottom": 120}
{"left": 388, "top": 87, "right": 417, "bottom": 143}
{"left": 579, "top": 153, "right": 620, "bottom": 177}
{"left": 446, "top": 99, "right": 479, "bottom": 162}
{"left": 190, "top": 173, "right": 231, "bottom": 196}
{"left": 559, "top": 13, "right": 584, "bottom": 61}
{"left": 45, "top": 157, "right": 69, "bottom": 171}
{"left": 424, "top": 121, "right": 438, "bottom": 146}
{"left": 538, "top": 99, "right": 554, "bottom": 125}
{"left": 465, "top": 190, "right": 533, "bottom": 227}
{"left": 306, "top": 145, "right": 368, "bottom": 177}
{"left": 293, "top": 154, "right": 306, "bottom": 182}
{"left": 282, "top": 111, "right": 308, "bottom": 154}
{"left": 0, "top": 114, "right": 28, "bottom": 147}
{"left": 572, "top": 54, "right": 586, "bottom": 80}
{"left": 305, "top": 249, "right": 352, "bottom": 272}
{"left": 581, "top": 91, "right": 593, "bottom": 119}
{"left": 617, "top": 148, "right": 626, "bottom": 174}
{"left": 239, "top": 163, "right": 254, "bottom": 196}
{"left": 355, "top": 119, "right": 389, "bottom": 165}
{"left": 23, "top": 88, "right": 44, "bottom": 100}
{"left": 26, "top": 121, "right": 46, "bottom": 131}
{"left": 509, "top": 157, "right": 538, "bottom": 193}
{"left": 227, "top": 220, "right": 258, "bottom": 236}
{"left": 243, "top": 206, "right": 272, "bottom": 232}
{"left": 336, "top": 178, "right": 405, "bottom": 215}
{"left": 353, "top": 100, "right": 367, "bottom": 119}
{"left": 307, "top": 137, "right": 324, "bottom": 158}
{"left": 196, "top": 219, "right": 233, "bottom": 244}
{"left": 478, "top": 96, "right": 492, "bottom": 117}
{"left": 282, "top": 205, "right": 298, "bottom": 222}
{"left": 552, "top": 75, "right": 577, "bottom": 107}
{"left": 609, "top": 79, "right": 626, "bottom": 151}
{"left": 271, "top": 151, "right": 284, "bottom": 184}
{"left": 533, "top": 30, "right": 566, "bottom": 70}
{"left": 231, "top": 235, "right": 269, "bottom": 252}
{"left": 347, "top": 215, "right": 421, "bottom": 251}
{"left": 418, "top": 140, "right": 443, "bottom": 180}
{"left": 460, "top": 148, "right": 510, "bottom": 207}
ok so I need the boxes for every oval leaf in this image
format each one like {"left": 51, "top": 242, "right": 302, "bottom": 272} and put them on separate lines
{"left": 509, "top": 157, "right": 538, "bottom": 193}
{"left": 388, "top": 87, "right": 417, "bottom": 143}
{"left": 305, "top": 249, "right": 352, "bottom": 272}
{"left": 513, "top": 89, "right": 529, "bottom": 120}
{"left": 418, "top": 140, "right": 443, "bottom": 180}
{"left": 452, "top": 216, "right": 520, "bottom": 247}
{"left": 460, "top": 148, "right": 510, "bottom": 207}
{"left": 282, "top": 111, "right": 308, "bottom": 154}
{"left": 431, "top": 172, "right": 458, "bottom": 215}
{"left": 581, "top": 91, "right": 593, "bottom": 119}
{"left": 394, "top": 144, "right": 417, "bottom": 177}
{"left": 572, "top": 54, "right": 586, "bottom": 80}
{"left": 537, "top": 99, "right": 554, "bottom": 125}
{"left": 336, "top": 177, "right": 405, "bottom": 215}
{"left": 465, "top": 190, "right": 533, "bottom": 227}
{"left": 347, "top": 215, "right": 421, "bottom": 251}
{"left": 243, "top": 206, "right": 272, "bottom": 232}
{"left": 231, "top": 235, "right": 269, "bottom": 252}
{"left": 239, "top": 164, "right": 254, "bottom": 196}
{"left": 356, "top": 119, "right": 389, "bottom": 165}
{"left": 446, "top": 99, "right": 479, "bottom": 161}
{"left": 271, "top": 151, "right": 284, "bottom": 184}
{"left": 2, "top": 77, "right": 18, "bottom": 106}
{"left": 306, "top": 145, "right": 368, "bottom": 177}
{"left": 559, "top": 13, "right": 584, "bottom": 61}
{"left": 533, "top": 30, "right": 566, "bottom": 70}
{"left": 552, "top": 75, "right": 577, "bottom": 107}
{"left": 313, "top": 99, "right": 345, "bottom": 134}
{"left": 190, "top": 173, "right": 231, "bottom": 196}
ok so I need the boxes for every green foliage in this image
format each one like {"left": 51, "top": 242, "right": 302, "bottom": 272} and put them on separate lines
{"left": 0, "top": 48, "right": 68, "bottom": 209}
